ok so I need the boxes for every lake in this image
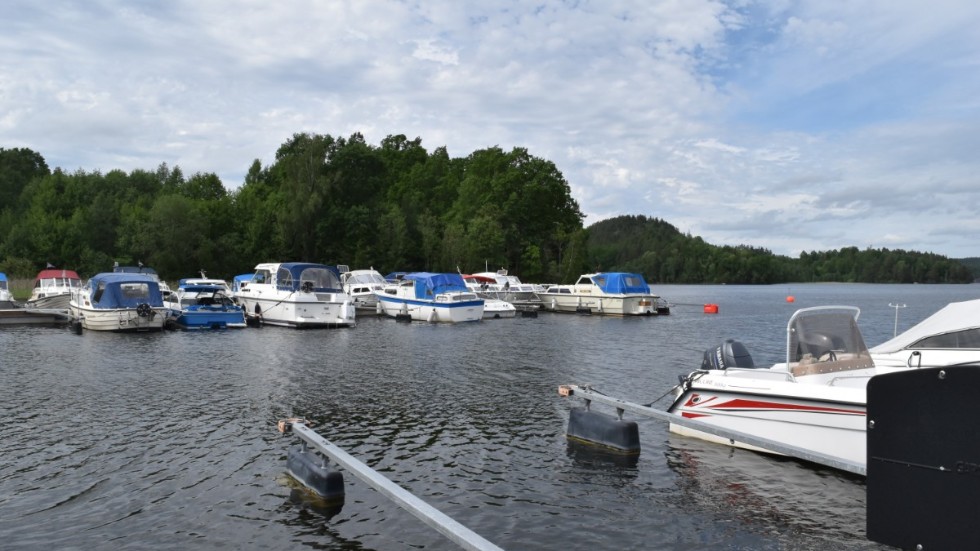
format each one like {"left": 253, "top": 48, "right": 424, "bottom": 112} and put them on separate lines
{"left": 1, "top": 283, "right": 976, "bottom": 550}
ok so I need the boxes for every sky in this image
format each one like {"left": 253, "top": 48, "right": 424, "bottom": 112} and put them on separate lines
{"left": 2, "top": 1, "right": 979, "bottom": 258}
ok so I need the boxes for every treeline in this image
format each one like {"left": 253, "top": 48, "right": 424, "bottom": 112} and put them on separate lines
{"left": 0, "top": 138, "right": 586, "bottom": 281}
{"left": 588, "top": 215, "right": 974, "bottom": 284}
{"left": 0, "top": 144, "right": 972, "bottom": 284}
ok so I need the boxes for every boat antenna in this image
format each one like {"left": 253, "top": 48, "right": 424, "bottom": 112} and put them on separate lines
{"left": 888, "top": 303, "right": 907, "bottom": 337}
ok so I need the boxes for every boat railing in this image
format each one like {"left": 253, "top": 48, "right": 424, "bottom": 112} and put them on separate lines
{"left": 720, "top": 368, "right": 797, "bottom": 382}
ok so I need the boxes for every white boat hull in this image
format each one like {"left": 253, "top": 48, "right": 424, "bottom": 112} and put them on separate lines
{"left": 539, "top": 293, "right": 658, "bottom": 315}
{"left": 238, "top": 293, "right": 355, "bottom": 328}
{"left": 26, "top": 292, "right": 72, "bottom": 310}
{"left": 377, "top": 295, "right": 483, "bottom": 323}
{"left": 69, "top": 304, "right": 167, "bottom": 332}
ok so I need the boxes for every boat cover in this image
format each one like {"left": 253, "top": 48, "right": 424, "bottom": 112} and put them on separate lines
{"left": 870, "top": 299, "right": 980, "bottom": 352}
{"left": 232, "top": 274, "right": 254, "bottom": 292}
{"left": 33, "top": 269, "right": 81, "bottom": 283}
{"left": 85, "top": 272, "right": 164, "bottom": 308}
{"left": 591, "top": 273, "right": 651, "bottom": 294}
{"left": 275, "top": 263, "right": 342, "bottom": 292}
{"left": 0, "top": 272, "right": 7, "bottom": 284}
{"left": 403, "top": 272, "right": 469, "bottom": 299}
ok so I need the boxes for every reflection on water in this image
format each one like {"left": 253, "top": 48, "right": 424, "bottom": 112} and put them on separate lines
{"left": 2, "top": 284, "right": 974, "bottom": 549}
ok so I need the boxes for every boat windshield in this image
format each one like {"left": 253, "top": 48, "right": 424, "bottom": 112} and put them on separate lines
{"left": 297, "top": 267, "right": 342, "bottom": 291}
{"left": 786, "top": 306, "right": 875, "bottom": 376}
{"left": 348, "top": 272, "right": 385, "bottom": 285}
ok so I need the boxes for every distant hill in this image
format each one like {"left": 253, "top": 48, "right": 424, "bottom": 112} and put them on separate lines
{"left": 957, "top": 257, "right": 980, "bottom": 280}
{"left": 585, "top": 215, "right": 974, "bottom": 284}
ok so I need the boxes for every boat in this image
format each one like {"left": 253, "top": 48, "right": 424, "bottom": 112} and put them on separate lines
{"left": 25, "top": 268, "right": 82, "bottom": 310}
{"left": 165, "top": 276, "right": 246, "bottom": 329}
{"left": 536, "top": 272, "right": 664, "bottom": 316}
{"left": 869, "top": 298, "right": 980, "bottom": 368}
{"left": 235, "top": 262, "right": 355, "bottom": 328}
{"left": 68, "top": 272, "right": 168, "bottom": 331}
{"left": 462, "top": 269, "right": 544, "bottom": 305}
{"left": 375, "top": 272, "right": 484, "bottom": 323}
{"left": 338, "top": 266, "right": 387, "bottom": 312}
{"left": 482, "top": 298, "right": 517, "bottom": 319}
{"left": 0, "top": 272, "right": 12, "bottom": 306}
{"left": 112, "top": 264, "right": 174, "bottom": 302}
{"left": 667, "top": 305, "right": 906, "bottom": 468}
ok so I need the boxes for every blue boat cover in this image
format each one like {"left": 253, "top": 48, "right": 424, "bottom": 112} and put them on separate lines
{"left": 232, "top": 274, "right": 254, "bottom": 292}
{"left": 85, "top": 272, "right": 164, "bottom": 308}
{"left": 591, "top": 273, "right": 651, "bottom": 294}
{"left": 403, "top": 272, "right": 469, "bottom": 299}
{"left": 0, "top": 272, "right": 7, "bottom": 283}
{"left": 275, "top": 263, "right": 343, "bottom": 292}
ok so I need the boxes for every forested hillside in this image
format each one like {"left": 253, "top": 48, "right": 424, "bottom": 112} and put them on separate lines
{"left": 0, "top": 144, "right": 972, "bottom": 284}
{"left": 588, "top": 215, "right": 974, "bottom": 284}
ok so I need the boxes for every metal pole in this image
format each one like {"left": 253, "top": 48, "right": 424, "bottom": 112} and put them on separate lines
{"left": 285, "top": 421, "right": 504, "bottom": 551}
{"left": 559, "top": 384, "right": 866, "bottom": 476}
{"left": 888, "top": 303, "right": 906, "bottom": 337}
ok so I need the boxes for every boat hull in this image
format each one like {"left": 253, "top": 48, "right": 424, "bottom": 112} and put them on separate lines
{"left": 538, "top": 293, "right": 659, "bottom": 316}
{"left": 377, "top": 295, "right": 483, "bottom": 323}
{"left": 238, "top": 294, "right": 355, "bottom": 328}
{"left": 668, "top": 377, "right": 867, "bottom": 466}
{"left": 168, "top": 308, "right": 247, "bottom": 329}
{"left": 26, "top": 293, "right": 72, "bottom": 310}
{"left": 69, "top": 304, "right": 167, "bottom": 332}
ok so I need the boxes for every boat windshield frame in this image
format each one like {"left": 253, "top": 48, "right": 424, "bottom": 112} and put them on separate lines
{"left": 786, "top": 306, "right": 875, "bottom": 376}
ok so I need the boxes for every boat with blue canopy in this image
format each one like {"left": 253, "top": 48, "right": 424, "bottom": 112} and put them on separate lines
{"left": 69, "top": 272, "right": 168, "bottom": 331}
{"left": 375, "top": 272, "right": 484, "bottom": 323}
{"left": 235, "top": 262, "right": 355, "bottom": 328}
{"left": 537, "top": 272, "right": 666, "bottom": 315}
{"left": 165, "top": 277, "right": 246, "bottom": 329}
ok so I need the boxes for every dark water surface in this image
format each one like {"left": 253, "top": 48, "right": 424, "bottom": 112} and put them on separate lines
{"left": 2, "top": 284, "right": 977, "bottom": 550}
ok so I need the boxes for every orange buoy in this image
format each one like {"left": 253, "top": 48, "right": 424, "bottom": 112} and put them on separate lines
{"left": 786, "top": 296, "right": 795, "bottom": 303}
{"left": 703, "top": 303, "right": 719, "bottom": 314}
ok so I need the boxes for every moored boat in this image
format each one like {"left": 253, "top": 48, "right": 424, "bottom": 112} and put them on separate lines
{"left": 0, "top": 272, "right": 12, "bottom": 306}
{"left": 69, "top": 272, "right": 168, "bottom": 331}
{"left": 870, "top": 298, "right": 980, "bottom": 368}
{"left": 25, "top": 268, "right": 82, "bottom": 310}
{"left": 667, "top": 305, "right": 906, "bottom": 468}
{"left": 376, "top": 272, "right": 484, "bottom": 323}
{"left": 165, "top": 276, "right": 246, "bottom": 329}
{"left": 482, "top": 298, "right": 517, "bottom": 319}
{"left": 463, "top": 269, "right": 544, "bottom": 305}
{"left": 235, "top": 262, "right": 355, "bottom": 328}
{"left": 537, "top": 272, "right": 663, "bottom": 316}
{"left": 338, "top": 266, "right": 387, "bottom": 313}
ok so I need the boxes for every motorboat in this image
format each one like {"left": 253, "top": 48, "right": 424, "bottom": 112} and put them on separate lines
{"left": 870, "top": 298, "right": 980, "bottom": 368}
{"left": 165, "top": 276, "right": 246, "bottom": 329}
{"left": 537, "top": 272, "right": 664, "bottom": 316}
{"left": 25, "top": 268, "right": 82, "bottom": 310}
{"left": 482, "top": 298, "right": 517, "bottom": 319}
{"left": 463, "top": 269, "right": 543, "bottom": 305}
{"left": 235, "top": 262, "right": 355, "bottom": 328}
{"left": 338, "top": 266, "right": 387, "bottom": 312}
{"left": 667, "top": 306, "right": 906, "bottom": 468}
{"left": 69, "top": 272, "right": 168, "bottom": 331}
{"left": 375, "top": 272, "right": 484, "bottom": 323}
{"left": 0, "top": 272, "right": 12, "bottom": 306}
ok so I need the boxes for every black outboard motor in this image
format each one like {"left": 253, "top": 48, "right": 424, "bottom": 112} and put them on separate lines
{"left": 701, "top": 339, "right": 755, "bottom": 370}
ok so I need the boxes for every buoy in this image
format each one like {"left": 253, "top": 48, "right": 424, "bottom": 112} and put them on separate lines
{"left": 286, "top": 445, "right": 345, "bottom": 502}
{"left": 786, "top": 296, "right": 795, "bottom": 303}
{"left": 703, "top": 303, "right": 719, "bottom": 314}
{"left": 565, "top": 407, "right": 640, "bottom": 454}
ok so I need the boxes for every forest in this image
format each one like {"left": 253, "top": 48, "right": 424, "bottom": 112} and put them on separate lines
{"left": 0, "top": 141, "right": 975, "bottom": 285}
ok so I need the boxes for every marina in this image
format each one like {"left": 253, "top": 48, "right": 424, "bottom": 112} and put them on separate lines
{"left": 1, "top": 283, "right": 978, "bottom": 550}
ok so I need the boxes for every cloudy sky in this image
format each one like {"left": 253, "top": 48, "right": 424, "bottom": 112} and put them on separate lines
{"left": 2, "top": 1, "right": 979, "bottom": 258}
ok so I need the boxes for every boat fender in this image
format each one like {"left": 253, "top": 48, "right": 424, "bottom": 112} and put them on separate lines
{"left": 566, "top": 407, "right": 640, "bottom": 454}
{"left": 70, "top": 318, "right": 83, "bottom": 335}
{"left": 700, "top": 339, "right": 755, "bottom": 370}
{"left": 286, "top": 445, "right": 345, "bottom": 503}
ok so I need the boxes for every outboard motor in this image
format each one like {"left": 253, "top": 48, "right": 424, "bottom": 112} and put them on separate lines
{"left": 701, "top": 339, "right": 755, "bottom": 370}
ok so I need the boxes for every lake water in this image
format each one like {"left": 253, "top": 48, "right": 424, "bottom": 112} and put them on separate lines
{"left": 2, "top": 283, "right": 977, "bottom": 550}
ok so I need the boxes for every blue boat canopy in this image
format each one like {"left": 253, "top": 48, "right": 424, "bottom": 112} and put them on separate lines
{"left": 590, "top": 273, "right": 651, "bottom": 294}
{"left": 85, "top": 272, "right": 164, "bottom": 308}
{"left": 403, "top": 272, "right": 469, "bottom": 299}
{"left": 232, "top": 274, "right": 254, "bottom": 292}
{"left": 0, "top": 272, "right": 8, "bottom": 290}
{"left": 273, "top": 263, "right": 343, "bottom": 292}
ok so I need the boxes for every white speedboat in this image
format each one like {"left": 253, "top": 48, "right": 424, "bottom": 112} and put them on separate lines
{"left": 537, "top": 272, "right": 663, "bottom": 315}
{"left": 236, "top": 262, "right": 355, "bottom": 328}
{"left": 870, "top": 298, "right": 980, "bottom": 368}
{"left": 482, "top": 298, "right": 517, "bottom": 319}
{"left": 464, "top": 269, "right": 543, "bottom": 304}
{"left": 69, "top": 272, "right": 168, "bottom": 331}
{"left": 26, "top": 268, "right": 82, "bottom": 310}
{"left": 668, "top": 306, "right": 906, "bottom": 468}
{"left": 338, "top": 266, "right": 387, "bottom": 312}
{"left": 376, "top": 272, "right": 484, "bottom": 323}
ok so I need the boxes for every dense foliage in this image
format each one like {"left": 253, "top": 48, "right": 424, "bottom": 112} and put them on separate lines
{"left": 0, "top": 145, "right": 972, "bottom": 285}
{"left": 588, "top": 215, "right": 975, "bottom": 284}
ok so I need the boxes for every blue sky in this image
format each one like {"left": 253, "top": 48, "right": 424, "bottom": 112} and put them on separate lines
{"left": 2, "top": 0, "right": 979, "bottom": 258}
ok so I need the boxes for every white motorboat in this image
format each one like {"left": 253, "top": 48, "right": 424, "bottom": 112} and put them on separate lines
{"left": 69, "top": 272, "right": 168, "bottom": 331}
{"left": 537, "top": 272, "right": 663, "bottom": 315}
{"left": 375, "top": 272, "right": 484, "bottom": 323}
{"left": 25, "top": 268, "right": 82, "bottom": 310}
{"left": 338, "top": 266, "right": 387, "bottom": 312}
{"left": 482, "top": 298, "right": 517, "bottom": 319}
{"left": 236, "top": 262, "right": 355, "bottom": 328}
{"left": 668, "top": 306, "right": 906, "bottom": 468}
{"left": 870, "top": 298, "right": 980, "bottom": 368}
{"left": 463, "top": 269, "right": 543, "bottom": 304}
{"left": 0, "top": 272, "right": 12, "bottom": 305}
